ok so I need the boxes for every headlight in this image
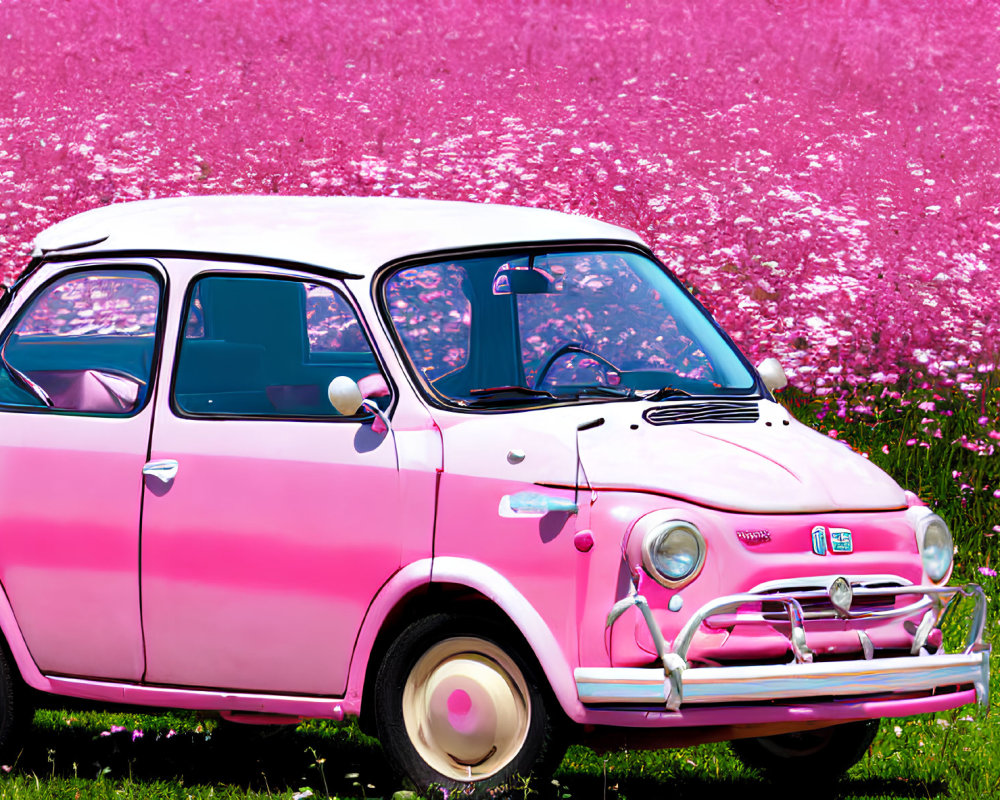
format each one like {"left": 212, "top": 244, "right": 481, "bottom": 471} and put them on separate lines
{"left": 917, "top": 513, "right": 953, "bottom": 583}
{"left": 641, "top": 520, "right": 706, "bottom": 589}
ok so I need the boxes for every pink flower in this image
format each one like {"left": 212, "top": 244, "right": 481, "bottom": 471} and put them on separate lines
{"left": 905, "top": 438, "right": 917, "bottom": 446}
{"left": 978, "top": 567, "right": 996, "bottom": 577}
{"left": 882, "top": 445, "right": 890, "bottom": 454}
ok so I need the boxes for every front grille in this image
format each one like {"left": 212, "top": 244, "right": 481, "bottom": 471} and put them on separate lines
{"left": 643, "top": 400, "right": 759, "bottom": 426}
{"left": 752, "top": 577, "right": 915, "bottom": 619}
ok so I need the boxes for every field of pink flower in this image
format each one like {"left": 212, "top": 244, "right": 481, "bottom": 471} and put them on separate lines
{"left": 3, "top": 0, "right": 998, "bottom": 386}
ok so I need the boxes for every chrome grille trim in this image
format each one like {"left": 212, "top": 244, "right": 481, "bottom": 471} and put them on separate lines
{"left": 739, "top": 575, "right": 918, "bottom": 621}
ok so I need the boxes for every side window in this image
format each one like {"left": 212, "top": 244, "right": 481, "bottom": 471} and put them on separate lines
{"left": 0, "top": 269, "right": 161, "bottom": 414}
{"left": 173, "top": 275, "right": 385, "bottom": 418}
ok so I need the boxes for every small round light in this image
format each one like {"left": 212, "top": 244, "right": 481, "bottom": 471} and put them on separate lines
{"left": 642, "top": 522, "right": 706, "bottom": 588}
{"left": 828, "top": 576, "right": 853, "bottom": 616}
{"left": 921, "top": 516, "right": 953, "bottom": 583}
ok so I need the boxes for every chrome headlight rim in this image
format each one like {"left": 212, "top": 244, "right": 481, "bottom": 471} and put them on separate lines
{"left": 641, "top": 520, "right": 707, "bottom": 589}
{"left": 916, "top": 512, "right": 953, "bottom": 584}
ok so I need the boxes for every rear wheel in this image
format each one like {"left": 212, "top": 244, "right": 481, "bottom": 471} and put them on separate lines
{"left": 374, "top": 614, "right": 565, "bottom": 796}
{"left": 731, "top": 719, "right": 879, "bottom": 782}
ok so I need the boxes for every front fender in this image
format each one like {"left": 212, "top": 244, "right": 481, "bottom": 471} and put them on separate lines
{"left": 344, "top": 556, "right": 585, "bottom": 722}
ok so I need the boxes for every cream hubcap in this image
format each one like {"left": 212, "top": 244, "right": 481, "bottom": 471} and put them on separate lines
{"left": 402, "top": 637, "right": 531, "bottom": 781}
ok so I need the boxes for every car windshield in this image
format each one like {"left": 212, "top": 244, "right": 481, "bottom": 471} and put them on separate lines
{"left": 383, "top": 249, "right": 757, "bottom": 408}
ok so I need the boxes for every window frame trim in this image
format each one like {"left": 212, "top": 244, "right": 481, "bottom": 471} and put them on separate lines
{"left": 0, "top": 258, "right": 168, "bottom": 419}
{"left": 168, "top": 268, "right": 396, "bottom": 424}
{"left": 373, "top": 240, "right": 765, "bottom": 415}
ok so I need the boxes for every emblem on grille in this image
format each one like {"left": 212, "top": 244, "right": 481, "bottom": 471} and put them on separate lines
{"left": 811, "top": 525, "right": 827, "bottom": 556}
{"left": 830, "top": 527, "right": 854, "bottom": 553}
{"left": 810, "top": 525, "right": 853, "bottom": 555}
{"left": 736, "top": 529, "right": 771, "bottom": 545}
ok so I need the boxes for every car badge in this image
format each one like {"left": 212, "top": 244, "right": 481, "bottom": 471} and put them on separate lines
{"left": 736, "top": 529, "right": 771, "bottom": 546}
{"left": 830, "top": 527, "right": 854, "bottom": 553}
{"left": 811, "top": 525, "right": 828, "bottom": 556}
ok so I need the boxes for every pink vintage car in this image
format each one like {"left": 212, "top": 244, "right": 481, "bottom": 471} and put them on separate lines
{"left": 0, "top": 196, "right": 988, "bottom": 793}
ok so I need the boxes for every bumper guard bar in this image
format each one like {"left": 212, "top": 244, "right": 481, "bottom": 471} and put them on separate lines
{"left": 586, "top": 583, "right": 989, "bottom": 711}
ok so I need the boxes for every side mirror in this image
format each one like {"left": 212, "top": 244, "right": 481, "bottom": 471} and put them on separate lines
{"left": 327, "top": 375, "right": 391, "bottom": 436}
{"left": 327, "top": 375, "right": 364, "bottom": 416}
{"left": 757, "top": 358, "right": 788, "bottom": 393}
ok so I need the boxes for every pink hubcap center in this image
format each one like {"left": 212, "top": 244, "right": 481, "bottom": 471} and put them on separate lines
{"left": 446, "top": 687, "right": 481, "bottom": 733}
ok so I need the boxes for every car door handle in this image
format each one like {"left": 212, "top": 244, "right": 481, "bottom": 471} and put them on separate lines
{"left": 143, "top": 459, "right": 179, "bottom": 484}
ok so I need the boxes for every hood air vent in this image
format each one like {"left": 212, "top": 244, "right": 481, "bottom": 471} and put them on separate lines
{"left": 643, "top": 400, "right": 759, "bottom": 426}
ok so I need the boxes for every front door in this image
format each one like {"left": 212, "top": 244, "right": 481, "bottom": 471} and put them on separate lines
{"left": 139, "top": 270, "right": 430, "bottom": 696}
{"left": 0, "top": 264, "right": 164, "bottom": 680}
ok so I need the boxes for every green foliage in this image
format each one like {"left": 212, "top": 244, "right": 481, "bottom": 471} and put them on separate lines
{"left": 781, "top": 371, "right": 1000, "bottom": 578}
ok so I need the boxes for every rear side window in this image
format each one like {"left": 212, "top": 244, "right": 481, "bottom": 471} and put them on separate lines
{"left": 0, "top": 269, "right": 161, "bottom": 415}
{"left": 173, "top": 275, "right": 386, "bottom": 418}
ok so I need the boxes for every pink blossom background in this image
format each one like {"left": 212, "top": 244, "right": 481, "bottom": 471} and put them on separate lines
{"left": 2, "top": 0, "right": 998, "bottom": 391}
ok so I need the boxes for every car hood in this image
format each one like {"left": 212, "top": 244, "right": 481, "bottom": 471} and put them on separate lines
{"left": 437, "top": 399, "right": 907, "bottom": 514}
{"left": 577, "top": 402, "right": 906, "bottom": 513}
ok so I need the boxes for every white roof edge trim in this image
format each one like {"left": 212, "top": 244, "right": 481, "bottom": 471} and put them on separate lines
{"left": 31, "top": 196, "right": 648, "bottom": 278}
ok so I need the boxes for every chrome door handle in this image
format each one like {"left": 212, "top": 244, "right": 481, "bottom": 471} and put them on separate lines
{"left": 143, "top": 459, "right": 179, "bottom": 484}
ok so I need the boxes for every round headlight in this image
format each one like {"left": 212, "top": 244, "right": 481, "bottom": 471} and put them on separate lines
{"left": 920, "top": 515, "right": 953, "bottom": 584}
{"left": 642, "top": 521, "right": 706, "bottom": 588}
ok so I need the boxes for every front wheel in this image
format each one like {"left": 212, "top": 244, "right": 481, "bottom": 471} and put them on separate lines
{"left": 374, "top": 614, "right": 565, "bottom": 796}
{"left": 731, "top": 719, "right": 880, "bottom": 782}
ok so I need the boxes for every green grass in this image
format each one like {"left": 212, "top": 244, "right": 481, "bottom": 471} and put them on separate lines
{"left": 2, "top": 377, "right": 998, "bottom": 800}
{"left": 4, "top": 702, "right": 1000, "bottom": 799}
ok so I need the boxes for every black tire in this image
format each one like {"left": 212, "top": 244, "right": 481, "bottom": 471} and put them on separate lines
{"left": 731, "top": 719, "right": 879, "bottom": 782}
{"left": 374, "top": 613, "right": 566, "bottom": 797}
{"left": 0, "top": 640, "right": 32, "bottom": 762}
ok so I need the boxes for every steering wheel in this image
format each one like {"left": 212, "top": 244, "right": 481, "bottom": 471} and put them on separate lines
{"left": 533, "top": 342, "right": 622, "bottom": 388}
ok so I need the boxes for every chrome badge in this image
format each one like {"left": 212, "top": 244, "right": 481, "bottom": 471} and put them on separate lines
{"left": 830, "top": 527, "right": 854, "bottom": 553}
{"left": 811, "top": 525, "right": 827, "bottom": 556}
{"left": 811, "top": 525, "right": 853, "bottom": 555}
{"left": 736, "top": 529, "right": 771, "bottom": 546}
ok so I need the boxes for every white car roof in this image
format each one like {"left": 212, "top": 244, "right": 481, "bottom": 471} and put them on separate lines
{"left": 32, "top": 196, "right": 646, "bottom": 277}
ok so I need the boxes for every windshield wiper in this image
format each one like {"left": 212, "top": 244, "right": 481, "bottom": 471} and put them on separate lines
{"left": 572, "top": 385, "right": 636, "bottom": 400}
{"left": 462, "top": 385, "right": 559, "bottom": 407}
{"left": 640, "top": 386, "right": 692, "bottom": 401}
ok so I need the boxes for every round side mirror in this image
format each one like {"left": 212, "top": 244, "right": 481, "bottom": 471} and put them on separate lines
{"left": 757, "top": 357, "right": 788, "bottom": 393}
{"left": 327, "top": 376, "right": 364, "bottom": 416}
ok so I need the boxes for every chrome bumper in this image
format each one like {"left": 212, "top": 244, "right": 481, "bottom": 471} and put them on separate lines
{"left": 581, "top": 582, "right": 990, "bottom": 711}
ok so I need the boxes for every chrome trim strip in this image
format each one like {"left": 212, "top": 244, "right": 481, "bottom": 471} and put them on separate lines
{"left": 747, "top": 574, "right": 912, "bottom": 594}
{"left": 576, "top": 651, "right": 991, "bottom": 706}
{"left": 704, "top": 595, "right": 934, "bottom": 626}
